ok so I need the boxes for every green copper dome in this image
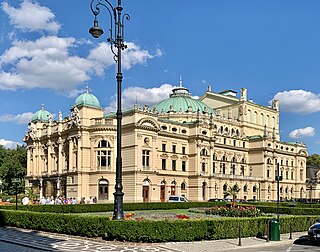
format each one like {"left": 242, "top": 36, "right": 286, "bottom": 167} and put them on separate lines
{"left": 31, "top": 104, "right": 51, "bottom": 123}
{"left": 75, "top": 86, "right": 101, "bottom": 109}
{"left": 153, "top": 81, "right": 214, "bottom": 114}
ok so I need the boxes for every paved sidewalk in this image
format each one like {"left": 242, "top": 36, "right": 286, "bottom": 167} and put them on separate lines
{"left": 163, "top": 232, "right": 307, "bottom": 252}
{"left": 0, "top": 226, "right": 307, "bottom": 252}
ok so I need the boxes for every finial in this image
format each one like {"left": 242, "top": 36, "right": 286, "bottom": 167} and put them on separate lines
{"left": 41, "top": 103, "right": 44, "bottom": 111}
{"left": 86, "top": 84, "right": 89, "bottom": 94}
{"left": 179, "top": 75, "right": 183, "bottom": 87}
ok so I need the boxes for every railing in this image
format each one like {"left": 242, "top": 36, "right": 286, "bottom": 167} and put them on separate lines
{"left": 91, "top": 118, "right": 114, "bottom": 126}
{"left": 214, "top": 173, "right": 261, "bottom": 180}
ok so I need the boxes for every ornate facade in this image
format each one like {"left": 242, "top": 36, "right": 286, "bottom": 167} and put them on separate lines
{"left": 24, "top": 83, "right": 308, "bottom": 202}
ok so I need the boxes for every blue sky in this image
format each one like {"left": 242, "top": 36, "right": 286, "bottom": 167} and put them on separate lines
{"left": 0, "top": 0, "right": 320, "bottom": 154}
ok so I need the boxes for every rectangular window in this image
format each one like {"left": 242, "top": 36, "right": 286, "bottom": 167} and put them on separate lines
{"left": 162, "top": 159, "right": 166, "bottom": 170}
{"left": 267, "top": 170, "right": 270, "bottom": 178}
{"left": 233, "top": 140, "right": 236, "bottom": 146}
{"left": 224, "top": 138, "right": 227, "bottom": 145}
{"left": 172, "top": 145, "right": 176, "bottom": 153}
{"left": 241, "top": 166, "right": 245, "bottom": 176}
{"left": 142, "top": 150, "right": 150, "bottom": 167}
{"left": 212, "top": 162, "right": 215, "bottom": 173}
{"left": 286, "top": 171, "right": 288, "bottom": 180}
{"left": 162, "top": 143, "right": 166, "bottom": 152}
{"left": 182, "top": 161, "right": 186, "bottom": 172}
{"left": 202, "top": 163, "right": 206, "bottom": 172}
{"left": 243, "top": 142, "right": 246, "bottom": 148}
{"left": 172, "top": 160, "right": 176, "bottom": 171}
{"left": 182, "top": 146, "right": 186, "bottom": 155}
{"left": 291, "top": 172, "right": 294, "bottom": 180}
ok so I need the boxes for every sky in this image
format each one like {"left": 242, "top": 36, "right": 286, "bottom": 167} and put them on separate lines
{"left": 0, "top": 0, "right": 320, "bottom": 154}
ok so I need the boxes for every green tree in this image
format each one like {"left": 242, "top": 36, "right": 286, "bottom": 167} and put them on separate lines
{"left": 307, "top": 154, "right": 320, "bottom": 167}
{"left": 0, "top": 145, "right": 26, "bottom": 195}
{"left": 224, "top": 184, "right": 241, "bottom": 206}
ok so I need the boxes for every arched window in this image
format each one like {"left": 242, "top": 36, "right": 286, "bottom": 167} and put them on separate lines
{"left": 272, "top": 117, "right": 275, "bottom": 128}
{"left": 223, "top": 184, "right": 228, "bottom": 192}
{"left": 254, "top": 112, "right": 257, "bottom": 124}
{"left": 201, "top": 148, "right": 208, "bottom": 156}
{"left": 98, "top": 140, "right": 110, "bottom": 148}
{"left": 98, "top": 179, "right": 109, "bottom": 200}
{"left": 97, "top": 140, "right": 111, "bottom": 170}
{"left": 268, "top": 186, "right": 271, "bottom": 193}
{"left": 243, "top": 185, "right": 248, "bottom": 192}
{"left": 267, "top": 158, "right": 272, "bottom": 164}
{"left": 253, "top": 185, "right": 257, "bottom": 193}
{"left": 181, "top": 182, "right": 186, "bottom": 191}
{"left": 247, "top": 109, "right": 251, "bottom": 122}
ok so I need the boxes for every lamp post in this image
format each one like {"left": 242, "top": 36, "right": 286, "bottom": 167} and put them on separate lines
{"left": 12, "top": 178, "right": 20, "bottom": 210}
{"left": 89, "top": 0, "right": 130, "bottom": 220}
{"left": 275, "top": 163, "right": 282, "bottom": 220}
{"left": 306, "top": 178, "right": 317, "bottom": 204}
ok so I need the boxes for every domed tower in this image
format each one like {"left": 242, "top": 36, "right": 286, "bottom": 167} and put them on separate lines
{"left": 31, "top": 104, "right": 52, "bottom": 123}
{"left": 153, "top": 78, "right": 214, "bottom": 122}
{"left": 73, "top": 85, "right": 104, "bottom": 125}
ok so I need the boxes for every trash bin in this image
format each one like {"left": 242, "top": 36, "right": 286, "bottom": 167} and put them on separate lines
{"left": 269, "top": 218, "right": 280, "bottom": 241}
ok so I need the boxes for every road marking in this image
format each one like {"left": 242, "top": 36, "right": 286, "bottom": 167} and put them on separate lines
{"left": 285, "top": 245, "right": 293, "bottom": 252}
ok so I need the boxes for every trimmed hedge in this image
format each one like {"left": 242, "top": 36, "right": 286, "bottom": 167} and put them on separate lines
{"left": 256, "top": 205, "right": 320, "bottom": 215}
{"left": 0, "top": 209, "right": 318, "bottom": 242}
{"left": 0, "top": 202, "right": 226, "bottom": 213}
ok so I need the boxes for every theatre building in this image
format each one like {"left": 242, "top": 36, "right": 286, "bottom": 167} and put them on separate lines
{"left": 24, "top": 82, "right": 308, "bottom": 202}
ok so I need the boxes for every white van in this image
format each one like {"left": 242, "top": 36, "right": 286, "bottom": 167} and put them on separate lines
{"left": 168, "top": 195, "right": 189, "bottom": 202}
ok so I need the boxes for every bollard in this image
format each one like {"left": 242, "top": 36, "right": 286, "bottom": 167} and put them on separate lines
{"left": 266, "top": 220, "right": 270, "bottom": 242}
{"left": 289, "top": 223, "right": 292, "bottom": 240}
{"left": 238, "top": 222, "right": 242, "bottom": 246}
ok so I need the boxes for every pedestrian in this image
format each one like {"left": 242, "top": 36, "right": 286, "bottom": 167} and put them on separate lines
{"left": 22, "top": 196, "right": 29, "bottom": 205}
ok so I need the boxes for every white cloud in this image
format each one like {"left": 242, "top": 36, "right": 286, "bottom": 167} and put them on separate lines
{"left": 105, "top": 84, "right": 174, "bottom": 113}
{"left": 1, "top": 0, "right": 60, "bottom": 34}
{"left": 271, "top": 90, "right": 320, "bottom": 114}
{"left": 88, "top": 42, "right": 162, "bottom": 75}
{"left": 289, "top": 127, "right": 315, "bottom": 139}
{"left": 0, "top": 112, "right": 33, "bottom": 124}
{"left": 0, "top": 139, "right": 22, "bottom": 149}
{"left": 0, "top": 37, "right": 161, "bottom": 92}
{"left": 66, "top": 88, "right": 86, "bottom": 99}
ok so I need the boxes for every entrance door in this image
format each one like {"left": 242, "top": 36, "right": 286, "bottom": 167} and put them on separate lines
{"left": 98, "top": 180, "right": 109, "bottom": 200}
{"left": 171, "top": 185, "right": 176, "bottom": 196}
{"left": 143, "top": 186, "right": 149, "bottom": 202}
{"left": 160, "top": 185, "right": 166, "bottom": 202}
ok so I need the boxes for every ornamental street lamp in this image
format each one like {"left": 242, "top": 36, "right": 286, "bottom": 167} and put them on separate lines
{"left": 12, "top": 178, "right": 21, "bottom": 211}
{"left": 306, "top": 178, "right": 317, "bottom": 204}
{"left": 89, "top": 0, "right": 130, "bottom": 220}
{"left": 275, "top": 163, "right": 282, "bottom": 221}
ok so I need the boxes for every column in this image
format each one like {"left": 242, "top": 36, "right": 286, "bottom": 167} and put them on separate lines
{"left": 68, "top": 138, "right": 73, "bottom": 171}
{"left": 56, "top": 177, "right": 61, "bottom": 197}
{"left": 58, "top": 139, "right": 63, "bottom": 174}
{"left": 39, "top": 178, "right": 43, "bottom": 199}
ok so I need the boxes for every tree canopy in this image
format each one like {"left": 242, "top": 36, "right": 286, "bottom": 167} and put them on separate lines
{"left": 307, "top": 154, "right": 320, "bottom": 167}
{"left": 0, "top": 145, "right": 26, "bottom": 195}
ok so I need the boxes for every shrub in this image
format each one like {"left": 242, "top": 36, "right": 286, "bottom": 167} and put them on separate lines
{"left": 0, "top": 209, "right": 318, "bottom": 242}
{"left": 205, "top": 205, "right": 261, "bottom": 217}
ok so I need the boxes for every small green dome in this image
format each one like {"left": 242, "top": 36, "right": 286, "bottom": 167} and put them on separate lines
{"left": 153, "top": 83, "right": 214, "bottom": 114}
{"left": 31, "top": 104, "right": 51, "bottom": 123}
{"left": 75, "top": 86, "right": 101, "bottom": 109}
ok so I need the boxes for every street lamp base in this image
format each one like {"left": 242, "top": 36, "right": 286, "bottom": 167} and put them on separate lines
{"left": 112, "top": 191, "right": 124, "bottom": 220}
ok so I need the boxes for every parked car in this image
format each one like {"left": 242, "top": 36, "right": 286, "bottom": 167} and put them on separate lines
{"left": 308, "top": 220, "right": 320, "bottom": 244}
{"left": 168, "top": 195, "right": 189, "bottom": 202}
{"left": 208, "top": 198, "right": 223, "bottom": 202}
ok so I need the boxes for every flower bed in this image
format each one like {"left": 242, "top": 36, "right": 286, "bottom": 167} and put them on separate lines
{"left": 205, "top": 205, "right": 261, "bottom": 217}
